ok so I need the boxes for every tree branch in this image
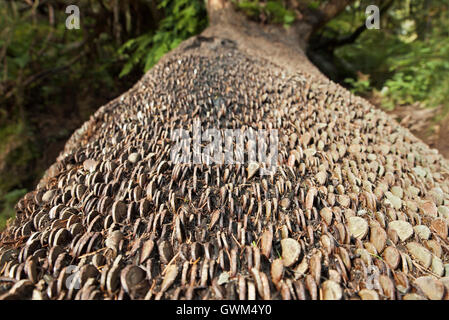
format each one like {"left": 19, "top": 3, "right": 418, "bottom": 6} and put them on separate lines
{"left": 297, "top": 0, "right": 354, "bottom": 30}
{"left": 3, "top": 50, "right": 86, "bottom": 101}
{"left": 311, "top": 0, "right": 395, "bottom": 50}
{"left": 318, "top": 0, "right": 354, "bottom": 26}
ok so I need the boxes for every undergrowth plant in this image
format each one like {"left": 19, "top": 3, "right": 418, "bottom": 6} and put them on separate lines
{"left": 118, "top": 0, "right": 208, "bottom": 77}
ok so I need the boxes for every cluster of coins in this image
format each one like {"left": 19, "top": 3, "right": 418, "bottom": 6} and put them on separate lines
{"left": 1, "top": 36, "right": 449, "bottom": 300}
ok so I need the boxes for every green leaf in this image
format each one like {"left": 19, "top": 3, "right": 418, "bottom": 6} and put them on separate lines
{"left": 13, "top": 53, "right": 29, "bottom": 69}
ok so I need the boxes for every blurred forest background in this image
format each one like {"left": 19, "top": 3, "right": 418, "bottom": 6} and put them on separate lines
{"left": 0, "top": 0, "right": 448, "bottom": 229}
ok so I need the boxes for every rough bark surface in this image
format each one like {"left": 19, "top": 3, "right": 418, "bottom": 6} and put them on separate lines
{"left": 1, "top": 5, "right": 449, "bottom": 300}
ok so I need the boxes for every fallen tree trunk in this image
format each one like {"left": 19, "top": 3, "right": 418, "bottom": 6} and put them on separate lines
{"left": 1, "top": 1, "right": 449, "bottom": 300}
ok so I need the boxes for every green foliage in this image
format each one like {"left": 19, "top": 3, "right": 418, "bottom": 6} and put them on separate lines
{"left": 265, "top": 1, "right": 295, "bottom": 25}
{"left": 234, "top": 0, "right": 296, "bottom": 27}
{"left": 382, "top": 34, "right": 449, "bottom": 110}
{"left": 344, "top": 76, "right": 371, "bottom": 95}
{"left": 0, "top": 121, "right": 32, "bottom": 230}
{"left": 0, "top": 121, "right": 36, "bottom": 186}
{"left": 0, "top": 2, "right": 81, "bottom": 97}
{"left": 119, "top": 0, "right": 208, "bottom": 77}
{"left": 0, "top": 189, "right": 27, "bottom": 230}
{"left": 234, "top": 0, "right": 262, "bottom": 18}
{"left": 307, "top": 1, "right": 321, "bottom": 10}
{"left": 334, "top": 30, "right": 407, "bottom": 98}
{"left": 320, "top": 0, "right": 449, "bottom": 112}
